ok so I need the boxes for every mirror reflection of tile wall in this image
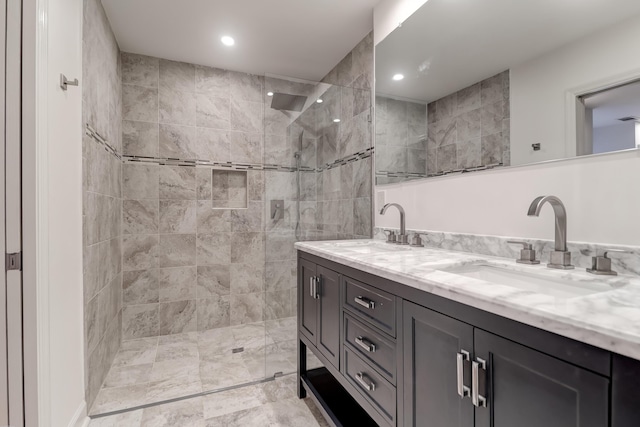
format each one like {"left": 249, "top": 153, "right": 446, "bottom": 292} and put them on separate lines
{"left": 376, "top": 71, "right": 511, "bottom": 185}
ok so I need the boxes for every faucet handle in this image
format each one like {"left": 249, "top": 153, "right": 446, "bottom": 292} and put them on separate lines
{"left": 410, "top": 233, "right": 426, "bottom": 247}
{"left": 507, "top": 240, "right": 540, "bottom": 265}
{"left": 384, "top": 230, "right": 397, "bottom": 244}
{"left": 587, "top": 249, "right": 630, "bottom": 276}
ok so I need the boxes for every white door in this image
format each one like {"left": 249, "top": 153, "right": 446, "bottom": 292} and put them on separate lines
{"left": 4, "top": 0, "right": 25, "bottom": 424}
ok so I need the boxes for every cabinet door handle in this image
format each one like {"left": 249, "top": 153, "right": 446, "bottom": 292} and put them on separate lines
{"left": 472, "top": 357, "right": 488, "bottom": 408}
{"left": 355, "top": 336, "right": 376, "bottom": 353}
{"left": 456, "top": 350, "right": 471, "bottom": 398}
{"left": 354, "top": 296, "right": 375, "bottom": 309}
{"left": 313, "top": 277, "right": 320, "bottom": 299}
{"left": 309, "top": 277, "right": 315, "bottom": 298}
{"left": 355, "top": 372, "right": 376, "bottom": 392}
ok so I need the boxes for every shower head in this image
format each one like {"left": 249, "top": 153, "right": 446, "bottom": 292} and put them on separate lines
{"left": 270, "top": 93, "right": 308, "bottom": 112}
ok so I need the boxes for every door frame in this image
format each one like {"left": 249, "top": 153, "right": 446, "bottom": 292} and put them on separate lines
{"left": 22, "top": 0, "right": 53, "bottom": 424}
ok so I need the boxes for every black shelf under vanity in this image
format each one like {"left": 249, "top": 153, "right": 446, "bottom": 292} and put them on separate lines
{"left": 301, "top": 368, "right": 378, "bottom": 427}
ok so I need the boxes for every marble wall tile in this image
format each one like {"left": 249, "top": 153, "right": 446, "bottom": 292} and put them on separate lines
{"left": 230, "top": 72, "right": 263, "bottom": 103}
{"left": 122, "top": 53, "right": 158, "bottom": 88}
{"left": 159, "top": 59, "right": 195, "bottom": 92}
{"left": 481, "top": 133, "right": 504, "bottom": 165}
{"left": 353, "top": 197, "right": 372, "bottom": 237}
{"left": 159, "top": 200, "right": 197, "bottom": 233}
{"left": 437, "top": 143, "right": 457, "bottom": 172}
{"left": 159, "top": 166, "right": 196, "bottom": 200}
{"left": 123, "top": 235, "right": 159, "bottom": 271}
{"left": 123, "top": 304, "right": 159, "bottom": 340}
{"left": 228, "top": 171, "right": 248, "bottom": 208}
{"left": 122, "top": 85, "right": 158, "bottom": 122}
{"left": 457, "top": 138, "right": 482, "bottom": 169}
{"left": 248, "top": 171, "right": 264, "bottom": 202}
{"left": 265, "top": 231, "right": 296, "bottom": 263}
{"left": 197, "top": 202, "right": 231, "bottom": 233}
{"left": 457, "top": 82, "right": 481, "bottom": 114}
{"left": 158, "top": 300, "right": 197, "bottom": 335}
{"left": 230, "top": 293, "right": 264, "bottom": 325}
{"left": 231, "top": 201, "right": 263, "bottom": 232}
{"left": 457, "top": 109, "right": 481, "bottom": 142}
{"left": 230, "top": 263, "right": 264, "bottom": 294}
{"left": 196, "top": 129, "right": 230, "bottom": 162}
{"left": 230, "top": 100, "right": 263, "bottom": 133}
{"left": 196, "top": 168, "right": 213, "bottom": 200}
{"left": 123, "top": 164, "right": 159, "bottom": 199}
{"left": 231, "top": 232, "right": 265, "bottom": 265}
{"left": 123, "top": 200, "right": 158, "bottom": 235}
{"left": 159, "top": 88, "right": 196, "bottom": 126}
{"left": 159, "top": 267, "right": 196, "bottom": 302}
{"left": 196, "top": 233, "right": 231, "bottom": 265}
{"left": 123, "top": 269, "right": 159, "bottom": 305}
{"left": 265, "top": 290, "right": 292, "bottom": 321}
{"left": 481, "top": 100, "right": 504, "bottom": 136}
{"left": 197, "top": 265, "right": 231, "bottom": 299}
{"left": 196, "top": 66, "right": 230, "bottom": 97}
{"left": 196, "top": 94, "right": 230, "bottom": 129}
{"left": 159, "top": 124, "right": 198, "bottom": 159}
{"left": 197, "top": 296, "right": 231, "bottom": 330}
{"left": 481, "top": 72, "right": 506, "bottom": 105}
{"left": 229, "top": 132, "right": 263, "bottom": 164}
{"left": 122, "top": 120, "right": 159, "bottom": 157}
{"left": 159, "top": 234, "right": 196, "bottom": 268}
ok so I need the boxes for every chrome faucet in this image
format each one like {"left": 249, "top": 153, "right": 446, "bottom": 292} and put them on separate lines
{"left": 380, "top": 203, "right": 409, "bottom": 245}
{"left": 527, "top": 195, "right": 574, "bottom": 269}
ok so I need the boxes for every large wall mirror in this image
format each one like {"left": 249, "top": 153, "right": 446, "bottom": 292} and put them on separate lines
{"left": 375, "top": 0, "right": 640, "bottom": 185}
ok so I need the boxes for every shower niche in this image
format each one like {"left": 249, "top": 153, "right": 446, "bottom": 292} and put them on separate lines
{"left": 211, "top": 169, "right": 248, "bottom": 209}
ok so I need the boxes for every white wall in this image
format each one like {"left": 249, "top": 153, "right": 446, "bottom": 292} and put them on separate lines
{"left": 46, "top": 0, "right": 86, "bottom": 424}
{"left": 510, "top": 14, "right": 640, "bottom": 165}
{"left": 373, "top": 0, "right": 428, "bottom": 45}
{"left": 593, "top": 121, "right": 636, "bottom": 154}
{"left": 375, "top": 150, "right": 640, "bottom": 246}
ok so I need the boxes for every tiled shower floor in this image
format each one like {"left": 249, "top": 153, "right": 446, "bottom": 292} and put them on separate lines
{"left": 90, "top": 317, "right": 300, "bottom": 415}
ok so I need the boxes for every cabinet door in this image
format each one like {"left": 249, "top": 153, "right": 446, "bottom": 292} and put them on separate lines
{"left": 475, "top": 329, "right": 609, "bottom": 427}
{"left": 611, "top": 354, "right": 640, "bottom": 427}
{"left": 317, "top": 266, "right": 340, "bottom": 368}
{"left": 299, "top": 259, "right": 317, "bottom": 343}
{"left": 402, "top": 301, "right": 474, "bottom": 427}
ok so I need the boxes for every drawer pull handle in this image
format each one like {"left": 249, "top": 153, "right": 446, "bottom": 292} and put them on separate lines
{"left": 456, "top": 350, "right": 470, "bottom": 398}
{"left": 355, "top": 336, "right": 376, "bottom": 353}
{"left": 354, "top": 296, "right": 375, "bottom": 309}
{"left": 355, "top": 372, "right": 376, "bottom": 392}
{"left": 472, "top": 357, "right": 488, "bottom": 408}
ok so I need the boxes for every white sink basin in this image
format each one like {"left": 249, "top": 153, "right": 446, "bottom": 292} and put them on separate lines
{"left": 443, "top": 264, "right": 610, "bottom": 299}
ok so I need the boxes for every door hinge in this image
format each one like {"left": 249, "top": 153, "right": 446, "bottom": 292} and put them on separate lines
{"left": 6, "top": 252, "right": 22, "bottom": 271}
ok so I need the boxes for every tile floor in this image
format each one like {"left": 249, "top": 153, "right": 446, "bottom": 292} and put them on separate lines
{"left": 91, "top": 317, "right": 300, "bottom": 415}
{"left": 89, "top": 374, "right": 331, "bottom": 427}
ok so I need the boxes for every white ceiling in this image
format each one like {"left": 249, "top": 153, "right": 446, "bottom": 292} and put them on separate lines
{"left": 376, "top": 0, "right": 640, "bottom": 103}
{"left": 585, "top": 81, "right": 640, "bottom": 128}
{"left": 101, "top": 0, "right": 379, "bottom": 82}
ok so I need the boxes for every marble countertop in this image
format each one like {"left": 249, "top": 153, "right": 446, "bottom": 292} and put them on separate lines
{"left": 295, "top": 240, "right": 640, "bottom": 361}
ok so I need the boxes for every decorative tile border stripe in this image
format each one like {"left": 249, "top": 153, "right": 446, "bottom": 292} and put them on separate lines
{"left": 85, "top": 124, "right": 121, "bottom": 160}
{"left": 86, "top": 122, "right": 373, "bottom": 172}
{"left": 376, "top": 160, "right": 503, "bottom": 180}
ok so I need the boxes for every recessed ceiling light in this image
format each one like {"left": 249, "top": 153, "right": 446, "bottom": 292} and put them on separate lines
{"left": 316, "top": 99, "right": 323, "bottom": 104}
{"left": 333, "top": 119, "right": 341, "bottom": 123}
{"left": 221, "top": 36, "right": 235, "bottom": 47}
{"left": 392, "top": 73, "right": 405, "bottom": 81}
{"left": 267, "top": 92, "right": 274, "bottom": 97}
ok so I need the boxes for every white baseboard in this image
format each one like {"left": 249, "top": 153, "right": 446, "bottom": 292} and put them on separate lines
{"left": 68, "top": 401, "right": 90, "bottom": 427}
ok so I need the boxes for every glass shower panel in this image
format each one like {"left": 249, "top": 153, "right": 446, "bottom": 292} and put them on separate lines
{"left": 263, "top": 76, "right": 373, "bottom": 379}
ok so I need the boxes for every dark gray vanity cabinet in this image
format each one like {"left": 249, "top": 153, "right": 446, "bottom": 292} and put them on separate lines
{"left": 298, "top": 259, "right": 341, "bottom": 369}
{"left": 297, "top": 251, "right": 635, "bottom": 427}
{"left": 402, "top": 301, "right": 474, "bottom": 427}
{"left": 474, "top": 330, "right": 609, "bottom": 427}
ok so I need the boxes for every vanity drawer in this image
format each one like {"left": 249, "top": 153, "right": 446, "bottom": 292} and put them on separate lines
{"left": 344, "top": 346, "right": 396, "bottom": 425}
{"left": 344, "top": 313, "right": 397, "bottom": 385}
{"left": 344, "top": 276, "right": 396, "bottom": 337}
